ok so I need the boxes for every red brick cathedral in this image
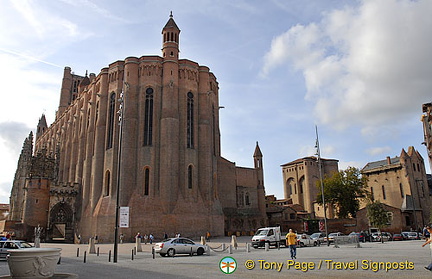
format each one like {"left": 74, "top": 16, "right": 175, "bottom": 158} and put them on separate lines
{"left": 8, "top": 14, "right": 267, "bottom": 242}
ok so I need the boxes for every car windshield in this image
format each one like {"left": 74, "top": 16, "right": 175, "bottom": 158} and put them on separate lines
{"left": 20, "top": 242, "right": 32, "bottom": 248}
{"left": 329, "top": 233, "right": 338, "bottom": 236}
{"left": 310, "top": 233, "right": 320, "bottom": 238}
{"left": 255, "top": 230, "right": 268, "bottom": 236}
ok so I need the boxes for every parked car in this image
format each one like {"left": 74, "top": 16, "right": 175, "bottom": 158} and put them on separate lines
{"left": 403, "top": 232, "right": 420, "bottom": 240}
{"left": 348, "top": 232, "right": 366, "bottom": 242}
{"left": 310, "top": 232, "right": 326, "bottom": 244}
{"left": 296, "top": 234, "right": 318, "bottom": 247}
{"left": 0, "top": 240, "right": 33, "bottom": 259}
{"left": 371, "top": 232, "right": 391, "bottom": 242}
{"left": 381, "top": 232, "right": 393, "bottom": 241}
{"left": 324, "top": 232, "right": 344, "bottom": 243}
{"left": 392, "top": 234, "right": 404, "bottom": 241}
{"left": 153, "top": 237, "right": 206, "bottom": 257}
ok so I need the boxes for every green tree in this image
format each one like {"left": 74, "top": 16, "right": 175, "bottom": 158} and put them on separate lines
{"left": 316, "top": 166, "right": 368, "bottom": 218}
{"left": 366, "top": 201, "right": 391, "bottom": 243}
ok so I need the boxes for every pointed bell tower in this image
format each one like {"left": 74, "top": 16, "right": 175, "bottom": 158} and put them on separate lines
{"left": 254, "top": 141, "right": 263, "bottom": 169}
{"left": 36, "top": 114, "right": 48, "bottom": 142}
{"left": 254, "top": 141, "right": 267, "bottom": 222}
{"left": 162, "top": 11, "right": 180, "bottom": 60}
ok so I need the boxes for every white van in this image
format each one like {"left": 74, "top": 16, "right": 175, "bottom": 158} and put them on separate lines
{"left": 251, "top": 227, "right": 285, "bottom": 248}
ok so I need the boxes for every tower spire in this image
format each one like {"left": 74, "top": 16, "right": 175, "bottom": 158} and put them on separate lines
{"left": 253, "top": 141, "right": 263, "bottom": 169}
{"left": 162, "top": 12, "right": 180, "bottom": 59}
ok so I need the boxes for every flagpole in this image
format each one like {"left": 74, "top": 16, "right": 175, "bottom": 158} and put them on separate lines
{"left": 316, "top": 125, "right": 329, "bottom": 246}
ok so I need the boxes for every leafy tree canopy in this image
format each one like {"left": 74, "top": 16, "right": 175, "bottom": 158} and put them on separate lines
{"left": 366, "top": 200, "right": 391, "bottom": 230}
{"left": 316, "top": 166, "right": 368, "bottom": 218}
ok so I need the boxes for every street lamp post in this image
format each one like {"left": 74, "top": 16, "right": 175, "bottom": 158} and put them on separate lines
{"left": 315, "top": 126, "right": 329, "bottom": 246}
{"left": 113, "top": 88, "right": 125, "bottom": 263}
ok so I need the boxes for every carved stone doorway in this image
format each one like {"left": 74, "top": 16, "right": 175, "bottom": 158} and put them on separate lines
{"left": 49, "top": 202, "right": 74, "bottom": 243}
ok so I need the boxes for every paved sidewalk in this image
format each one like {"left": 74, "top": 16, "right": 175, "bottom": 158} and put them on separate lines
{"left": 1, "top": 237, "right": 432, "bottom": 278}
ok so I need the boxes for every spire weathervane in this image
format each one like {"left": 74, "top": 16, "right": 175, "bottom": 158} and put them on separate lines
{"left": 170, "top": 11, "right": 173, "bottom": 18}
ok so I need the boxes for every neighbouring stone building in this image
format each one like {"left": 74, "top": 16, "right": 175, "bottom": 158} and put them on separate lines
{"left": 0, "top": 204, "right": 9, "bottom": 221}
{"left": 422, "top": 102, "right": 432, "bottom": 174}
{"left": 281, "top": 156, "right": 339, "bottom": 218}
{"left": 8, "top": 15, "right": 267, "bottom": 242}
{"left": 361, "top": 146, "right": 431, "bottom": 231}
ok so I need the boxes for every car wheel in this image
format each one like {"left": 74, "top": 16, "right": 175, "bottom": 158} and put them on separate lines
{"left": 197, "top": 247, "right": 204, "bottom": 256}
{"left": 160, "top": 253, "right": 166, "bottom": 257}
{"left": 313, "top": 241, "right": 317, "bottom": 246}
{"left": 167, "top": 248, "right": 175, "bottom": 257}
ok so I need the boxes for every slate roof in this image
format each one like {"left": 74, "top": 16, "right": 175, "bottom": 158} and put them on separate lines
{"left": 361, "top": 157, "right": 400, "bottom": 172}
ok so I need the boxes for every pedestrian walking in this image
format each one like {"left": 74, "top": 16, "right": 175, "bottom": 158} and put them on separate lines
{"left": 149, "top": 233, "right": 154, "bottom": 244}
{"left": 286, "top": 229, "right": 297, "bottom": 259}
{"left": 120, "top": 233, "right": 124, "bottom": 244}
{"left": 422, "top": 225, "right": 432, "bottom": 271}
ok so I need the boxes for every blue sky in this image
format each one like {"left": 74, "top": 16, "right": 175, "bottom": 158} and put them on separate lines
{"left": 0, "top": 0, "right": 431, "bottom": 204}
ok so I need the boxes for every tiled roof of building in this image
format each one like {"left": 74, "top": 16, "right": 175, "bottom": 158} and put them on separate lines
{"left": 362, "top": 157, "right": 400, "bottom": 172}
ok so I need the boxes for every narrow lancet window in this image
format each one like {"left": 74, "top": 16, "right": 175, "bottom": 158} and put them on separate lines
{"left": 187, "top": 92, "right": 194, "bottom": 148}
{"left": 106, "top": 93, "right": 115, "bottom": 149}
{"left": 144, "top": 88, "right": 154, "bottom": 146}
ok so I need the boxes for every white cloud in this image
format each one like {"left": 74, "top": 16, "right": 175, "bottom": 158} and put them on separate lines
{"left": 262, "top": 0, "right": 432, "bottom": 132}
{"left": 366, "top": 146, "right": 392, "bottom": 156}
{"left": 338, "top": 160, "right": 365, "bottom": 171}
{"left": 0, "top": 182, "right": 11, "bottom": 204}
{"left": 10, "top": 0, "right": 82, "bottom": 40}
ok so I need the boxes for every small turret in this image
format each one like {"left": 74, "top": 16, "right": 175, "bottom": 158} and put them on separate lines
{"left": 253, "top": 141, "right": 263, "bottom": 169}
{"left": 36, "top": 114, "right": 48, "bottom": 142}
{"left": 162, "top": 12, "right": 180, "bottom": 60}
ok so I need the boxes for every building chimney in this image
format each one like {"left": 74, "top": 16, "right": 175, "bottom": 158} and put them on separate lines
{"left": 386, "top": 156, "right": 391, "bottom": 165}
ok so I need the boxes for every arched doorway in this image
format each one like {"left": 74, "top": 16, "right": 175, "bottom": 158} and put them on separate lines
{"left": 49, "top": 202, "right": 74, "bottom": 242}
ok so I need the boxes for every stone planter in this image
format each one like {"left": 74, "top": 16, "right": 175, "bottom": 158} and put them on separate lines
{"left": 6, "top": 248, "right": 61, "bottom": 278}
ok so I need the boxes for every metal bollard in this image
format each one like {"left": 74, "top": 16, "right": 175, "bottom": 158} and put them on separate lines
{"left": 77, "top": 247, "right": 80, "bottom": 257}
{"left": 190, "top": 247, "right": 193, "bottom": 257}
{"left": 246, "top": 243, "right": 250, "bottom": 253}
{"left": 152, "top": 247, "right": 155, "bottom": 259}
{"left": 97, "top": 247, "right": 100, "bottom": 256}
{"left": 228, "top": 245, "right": 232, "bottom": 254}
{"left": 134, "top": 247, "right": 137, "bottom": 255}
{"left": 84, "top": 251, "right": 87, "bottom": 263}
{"left": 108, "top": 250, "right": 111, "bottom": 262}
{"left": 277, "top": 242, "right": 280, "bottom": 250}
{"left": 222, "top": 243, "right": 225, "bottom": 251}
{"left": 265, "top": 242, "right": 269, "bottom": 251}
{"left": 131, "top": 249, "right": 134, "bottom": 260}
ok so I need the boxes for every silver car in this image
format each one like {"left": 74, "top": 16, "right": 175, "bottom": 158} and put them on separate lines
{"left": 0, "top": 240, "right": 33, "bottom": 259}
{"left": 154, "top": 237, "right": 206, "bottom": 257}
